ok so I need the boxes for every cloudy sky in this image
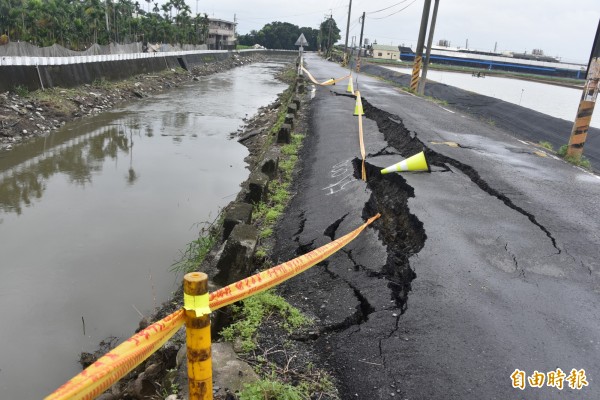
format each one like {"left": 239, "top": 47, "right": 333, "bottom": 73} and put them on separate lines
{"left": 188, "top": 0, "right": 599, "bottom": 64}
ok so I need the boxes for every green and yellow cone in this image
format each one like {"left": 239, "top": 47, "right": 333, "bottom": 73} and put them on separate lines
{"left": 347, "top": 76, "right": 354, "bottom": 93}
{"left": 381, "top": 151, "right": 430, "bottom": 174}
{"left": 354, "top": 90, "right": 364, "bottom": 116}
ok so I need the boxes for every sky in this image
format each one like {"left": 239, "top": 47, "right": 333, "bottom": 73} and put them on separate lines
{"left": 178, "top": 0, "right": 600, "bottom": 65}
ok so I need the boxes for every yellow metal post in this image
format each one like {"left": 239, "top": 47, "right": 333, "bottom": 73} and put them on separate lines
{"left": 410, "top": 0, "right": 432, "bottom": 92}
{"left": 567, "top": 59, "right": 599, "bottom": 160}
{"left": 184, "top": 272, "right": 212, "bottom": 400}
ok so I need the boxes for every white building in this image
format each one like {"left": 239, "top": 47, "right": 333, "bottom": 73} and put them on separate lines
{"left": 207, "top": 18, "right": 236, "bottom": 50}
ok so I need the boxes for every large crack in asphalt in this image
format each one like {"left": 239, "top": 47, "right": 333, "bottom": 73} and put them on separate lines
{"left": 362, "top": 98, "right": 561, "bottom": 254}
{"left": 354, "top": 159, "right": 424, "bottom": 312}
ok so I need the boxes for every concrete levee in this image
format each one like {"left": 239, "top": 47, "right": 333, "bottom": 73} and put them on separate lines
{"left": 0, "top": 49, "right": 294, "bottom": 92}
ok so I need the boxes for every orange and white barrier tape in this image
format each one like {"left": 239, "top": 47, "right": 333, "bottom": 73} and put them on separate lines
{"left": 47, "top": 214, "right": 380, "bottom": 400}
{"left": 210, "top": 213, "right": 380, "bottom": 310}
{"left": 301, "top": 66, "right": 350, "bottom": 86}
{"left": 353, "top": 90, "right": 367, "bottom": 181}
{"left": 46, "top": 310, "right": 185, "bottom": 400}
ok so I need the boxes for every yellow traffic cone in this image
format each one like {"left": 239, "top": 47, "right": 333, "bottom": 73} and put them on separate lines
{"left": 381, "top": 151, "right": 430, "bottom": 174}
{"left": 347, "top": 76, "right": 354, "bottom": 93}
{"left": 354, "top": 90, "right": 364, "bottom": 116}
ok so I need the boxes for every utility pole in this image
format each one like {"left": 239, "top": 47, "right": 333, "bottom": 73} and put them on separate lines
{"left": 358, "top": 12, "right": 365, "bottom": 56}
{"left": 410, "top": 0, "right": 431, "bottom": 92}
{"left": 344, "top": 0, "right": 353, "bottom": 58}
{"left": 418, "top": 0, "right": 440, "bottom": 95}
{"left": 566, "top": 18, "right": 600, "bottom": 160}
{"left": 327, "top": 13, "right": 333, "bottom": 57}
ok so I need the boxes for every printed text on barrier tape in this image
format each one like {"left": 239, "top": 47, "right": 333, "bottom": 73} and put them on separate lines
{"left": 209, "top": 213, "right": 381, "bottom": 311}
{"left": 48, "top": 215, "right": 380, "bottom": 400}
{"left": 301, "top": 66, "right": 350, "bottom": 86}
{"left": 45, "top": 310, "right": 184, "bottom": 400}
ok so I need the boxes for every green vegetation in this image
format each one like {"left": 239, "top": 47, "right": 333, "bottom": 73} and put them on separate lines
{"left": 236, "top": 44, "right": 252, "bottom": 50}
{"left": 239, "top": 378, "right": 304, "bottom": 400}
{"left": 255, "top": 247, "right": 268, "bottom": 259}
{"left": 14, "top": 85, "right": 28, "bottom": 97}
{"left": 253, "top": 132, "right": 304, "bottom": 243}
{"left": 237, "top": 17, "right": 340, "bottom": 54}
{"left": 538, "top": 141, "right": 554, "bottom": 151}
{"left": 558, "top": 145, "right": 592, "bottom": 169}
{"left": 424, "top": 95, "right": 448, "bottom": 106}
{"left": 240, "top": 367, "right": 337, "bottom": 400}
{"left": 170, "top": 217, "right": 219, "bottom": 274}
{"left": 269, "top": 89, "right": 295, "bottom": 138}
{"left": 0, "top": 0, "right": 209, "bottom": 49}
{"left": 220, "top": 290, "right": 310, "bottom": 352}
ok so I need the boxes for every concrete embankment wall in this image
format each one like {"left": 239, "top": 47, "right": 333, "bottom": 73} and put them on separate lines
{"left": 0, "top": 50, "right": 292, "bottom": 92}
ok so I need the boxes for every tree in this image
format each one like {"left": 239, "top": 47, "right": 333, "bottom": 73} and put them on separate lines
{"left": 320, "top": 17, "right": 340, "bottom": 54}
{"left": 237, "top": 22, "right": 321, "bottom": 50}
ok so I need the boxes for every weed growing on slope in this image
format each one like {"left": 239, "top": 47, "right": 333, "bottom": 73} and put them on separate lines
{"left": 220, "top": 290, "right": 311, "bottom": 352}
{"left": 170, "top": 215, "right": 220, "bottom": 274}
{"left": 254, "top": 133, "right": 304, "bottom": 240}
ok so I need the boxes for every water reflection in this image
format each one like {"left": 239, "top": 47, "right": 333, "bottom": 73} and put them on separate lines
{"left": 0, "top": 127, "right": 133, "bottom": 214}
{"left": 0, "top": 60, "right": 290, "bottom": 400}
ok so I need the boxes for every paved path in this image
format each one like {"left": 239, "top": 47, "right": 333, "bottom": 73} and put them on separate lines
{"left": 273, "top": 54, "right": 600, "bottom": 400}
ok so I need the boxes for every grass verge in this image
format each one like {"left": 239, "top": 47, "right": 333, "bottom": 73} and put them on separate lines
{"left": 558, "top": 145, "right": 592, "bottom": 169}
{"left": 220, "top": 290, "right": 310, "bottom": 352}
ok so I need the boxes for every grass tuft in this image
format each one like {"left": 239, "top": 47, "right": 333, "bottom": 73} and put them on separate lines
{"left": 558, "top": 144, "right": 592, "bottom": 169}
{"left": 538, "top": 141, "right": 554, "bottom": 151}
{"left": 220, "top": 290, "right": 311, "bottom": 352}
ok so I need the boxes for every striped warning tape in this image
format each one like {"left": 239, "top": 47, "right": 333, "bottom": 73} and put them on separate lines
{"left": 46, "top": 213, "right": 380, "bottom": 400}
{"left": 301, "top": 66, "right": 350, "bottom": 86}
{"left": 46, "top": 310, "right": 185, "bottom": 400}
{"left": 210, "top": 213, "right": 380, "bottom": 310}
{"left": 355, "top": 91, "right": 367, "bottom": 181}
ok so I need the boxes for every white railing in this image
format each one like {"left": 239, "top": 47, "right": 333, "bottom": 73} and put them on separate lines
{"left": 0, "top": 49, "right": 246, "bottom": 66}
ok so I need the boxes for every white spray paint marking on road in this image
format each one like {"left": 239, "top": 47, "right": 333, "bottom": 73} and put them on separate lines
{"left": 322, "top": 159, "right": 357, "bottom": 195}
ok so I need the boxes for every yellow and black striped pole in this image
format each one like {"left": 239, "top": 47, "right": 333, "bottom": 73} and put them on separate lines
{"left": 410, "top": 55, "right": 422, "bottom": 92}
{"left": 184, "top": 272, "right": 213, "bottom": 400}
{"left": 410, "top": 0, "right": 432, "bottom": 92}
{"left": 566, "top": 20, "right": 600, "bottom": 160}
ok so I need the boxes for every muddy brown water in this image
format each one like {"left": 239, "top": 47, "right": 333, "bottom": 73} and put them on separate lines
{"left": 0, "top": 60, "right": 288, "bottom": 399}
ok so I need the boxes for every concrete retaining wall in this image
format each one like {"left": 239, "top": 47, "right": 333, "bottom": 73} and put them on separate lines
{"left": 0, "top": 49, "right": 295, "bottom": 92}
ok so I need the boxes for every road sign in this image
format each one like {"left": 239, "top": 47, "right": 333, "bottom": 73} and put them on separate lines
{"left": 295, "top": 33, "right": 309, "bottom": 47}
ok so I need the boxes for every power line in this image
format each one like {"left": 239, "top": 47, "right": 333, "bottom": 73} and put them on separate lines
{"left": 368, "top": 0, "right": 418, "bottom": 20}
{"left": 366, "top": 0, "right": 410, "bottom": 15}
{"left": 235, "top": 5, "right": 347, "bottom": 23}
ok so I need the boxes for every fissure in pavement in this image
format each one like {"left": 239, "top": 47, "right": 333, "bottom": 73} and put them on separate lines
{"left": 361, "top": 97, "right": 561, "bottom": 254}
{"left": 354, "top": 158, "right": 425, "bottom": 312}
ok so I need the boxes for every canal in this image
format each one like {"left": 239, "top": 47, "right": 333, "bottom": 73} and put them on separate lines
{"left": 0, "top": 59, "right": 289, "bottom": 399}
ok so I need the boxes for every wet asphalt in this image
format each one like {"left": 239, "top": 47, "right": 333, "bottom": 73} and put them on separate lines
{"left": 273, "top": 53, "right": 600, "bottom": 399}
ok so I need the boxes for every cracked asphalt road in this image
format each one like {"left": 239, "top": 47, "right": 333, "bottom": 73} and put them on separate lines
{"left": 273, "top": 53, "right": 600, "bottom": 399}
